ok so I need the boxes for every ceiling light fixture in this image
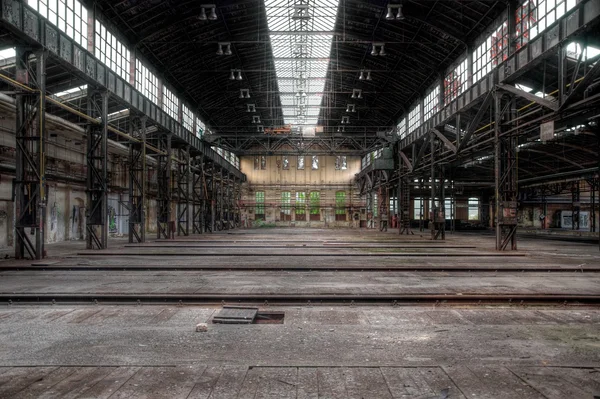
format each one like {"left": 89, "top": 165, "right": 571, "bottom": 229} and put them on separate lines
{"left": 359, "top": 70, "right": 365, "bottom": 80}
{"left": 366, "top": 71, "right": 372, "bottom": 80}
{"left": 236, "top": 70, "right": 243, "bottom": 80}
{"left": 240, "top": 89, "right": 250, "bottom": 99}
{"left": 252, "top": 115, "right": 261, "bottom": 124}
{"left": 346, "top": 104, "right": 356, "bottom": 113}
{"left": 199, "top": 4, "right": 217, "bottom": 21}
{"left": 229, "top": 69, "right": 235, "bottom": 80}
{"left": 386, "top": 3, "right": 405, "bottom": 20}
{"left": 371, "top": 43, "right": 386, "bottom": 56}
{"left": 386, "top": 7, "right": 395, "bottom": 20}
{"left": 216, "top": 43, "right": 224, "bottom": 56}
{"left": 341, "top": 116, "right": 350, "bottom": 124}
{"left": 351, "top": 89, "right": 363, "bottom": 99}
{"left": 247, "top": 104, "right": 256, "bottom": 113}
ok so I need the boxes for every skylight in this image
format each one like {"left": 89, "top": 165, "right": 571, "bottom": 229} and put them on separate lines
{"left": 265, "top": 0, "right": 340, "bottom": 129}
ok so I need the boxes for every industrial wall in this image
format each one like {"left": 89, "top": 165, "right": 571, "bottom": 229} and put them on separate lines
{"left": 240, "top": 155, "right": 362, "bottom": 228}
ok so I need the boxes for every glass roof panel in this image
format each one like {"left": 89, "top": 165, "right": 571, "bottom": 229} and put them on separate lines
{"left": 266, "top": 0, "right": 340, "bottom": 127}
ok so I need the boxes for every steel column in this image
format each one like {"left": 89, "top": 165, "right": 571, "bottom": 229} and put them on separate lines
{"left": 86, "top": 90, "right": 109, "bottom": 250}
{"left": 156, "top": 133, "right": 172, "bottom": 239}
{"left": 14, "top": 48, "right": 47, "bottom": 259}
{"left": 128, "top": 116, "right": 146, "bottom": 243}
{"left": 192, "top": 155, "right": 205, "bottom": 234}
{"left": 177, "top": 146, "right": 190, "bottom": 236}
{"left": 494, "top": 91, "right": 518, "bottom": 250}
{"left": 430, "top": 132, "right": 445, "bottom": 240}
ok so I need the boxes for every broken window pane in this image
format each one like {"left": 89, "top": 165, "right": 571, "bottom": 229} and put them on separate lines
{"left": 260, "top": 155, "right": 267, "bottom": 170}
{"left": 312, "top": 155, "right": 319, "bottom": 170}
{"left": 254, "top": 156, "right": 260, "bottom": 170}
{"left": 282, "top": 156, "right": 289, "bottom": 170}
{"left": 297, "top": 156, "right": 305, "bottom": 170}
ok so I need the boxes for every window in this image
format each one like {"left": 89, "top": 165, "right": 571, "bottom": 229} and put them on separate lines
{"left": 297, "top": 156, "right": 305, "bottom": 170}
{"left": 309, "top": 191, "right": 320, "bottom": 221}
{"left": 335, "top": 156, "right": 347, "bottom": 170}
{"left": 195, "top": 117, "right": 205, "bottom": 138}
{"left": 182, "top": 103, "right": 194, "bottom": 133}
{"left": 516, "top": 0, "right": 577, "bottom": 50}
{"left": 473, "top": 21, "right": 508, "bottom": 83}
{"left": 445, "top": 199, "right": 454, "bottom": 220}
{"left": 335, "top": 191, "right": 346, "bottom": 221}
{"left": 413, "top": 198, "right": 425, "bottom": 219}
{"left": 295, "top": 191, "right": 306, "bottom": 221}
{"left": 468, "top": 197, "right": 480, "bottom": 221}
{"left": 162, "top": 86, "right": 179, "bottom": 120}
{"left": 255, "top": 191, "right": 265, "bottom": 220}
{"left": 135, "top": 59, "right": 159, "bottom": 104}
{"left": 282, "top": 156, "right": 289, "bottom": 170}
{"left": 444, "top": 59, "right": 468, "bottom": 104}
{"left": 423, "top": 85, "right": 440, "bottom": 120}
{"left": 253, "top": 156, "right": 266, "bottom": 170}
{"left": 95, "top": 20, "right": 130, "bottom": 81}
{"left": 407, "top": 105, "right": 421, "bottom": 133}
{"left": 312, "top": 155, "right": 319, "bottom": 170}
{"left": 281, "top": 191, "right": 291, "bottom": 221}
{"left": 28, "top": 0, "right": 88, "bottom": 49}
{"left": 397, "top": 118, "right": 406, "bottom": 138}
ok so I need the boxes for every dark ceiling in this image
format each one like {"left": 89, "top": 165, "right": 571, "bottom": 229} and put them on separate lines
{"left": 84, "top": 0, "right": 507, "bottom": 135}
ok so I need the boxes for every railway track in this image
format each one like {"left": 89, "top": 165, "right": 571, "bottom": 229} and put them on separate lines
{"left": 1, "top": 265, "right": 598, "bottom": 272}
{"left": 1, "top": 293, "right": 600, "bottom": 306}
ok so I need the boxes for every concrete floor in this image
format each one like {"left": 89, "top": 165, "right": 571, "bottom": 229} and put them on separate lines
{"left": 0, "top": 228, "right": 599, "bottom": 398}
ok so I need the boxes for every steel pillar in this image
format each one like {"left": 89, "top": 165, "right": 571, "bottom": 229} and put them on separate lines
{"left": 204, "top": 165, "right": 215, "bottom": 233}
{"left": 128, "top": 116, "right": 146, "bottom": 243}
{"left": 86, "top": 90, "right": 109, "bottom": 250}
{"left": 430, "top": 133, "right": 445, "bottom": 240}
{"left": 494, "top": 91, "right": 518, "bottom": 250}
{"left": 571, "top": 181, "right": 580, "bottom": 231}
{"left": 399, "top": 172, "right": 413, "bottom": 235}
{"left": 192, "top": 155, "right": 205, "bottom": 234}
{"left": 156, "top": 133, "right": 172, "bottom": 239}
{"left": 14, "top": 48, "right": 47, "bottom": 259}
{"left": 177, "top": 146, "right": 190, "bottom": 236}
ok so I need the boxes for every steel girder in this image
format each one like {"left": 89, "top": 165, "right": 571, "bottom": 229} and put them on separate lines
{"left": 128, "top": 116, "right": 147, "bottom": 244}
{"left": 156, "top": 133, "right": 172, "bottom": 239}
{"left": 86, "top": 90, "right": 109, "bottom": 250}
{"left": 210, "top": 135, "right": 390, "bottom": 156}
{"left": 14, "top": 48, "right": 47, "bottom": 260}
{"left": 176, "top": 146, "right": 190, "bottom": 236}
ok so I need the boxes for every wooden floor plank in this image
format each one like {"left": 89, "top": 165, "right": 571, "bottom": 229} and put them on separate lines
{"left": 444, "top": 365, "right": 545, "bottom": 399}
{"left": 75, "top": 366, "right": 141, "bottom": 399}
{"left": 107, "top": 366, "right": 201, "bottom": 399}
{"left": 316, "top": 367, "right": 347, "bottom": 399}
{"left": 296, "top": 368, "right": 318, "bottom": 399}
{"left": 36, "top": 366, "right": 117, "bottom": 399}
{"left": 0, "top": 367, "right": 58, "bottom": 397}
{"left": 253, "top": 367, "right": 297, "bottom": 399}
{"left": 186, "top": 365, "right": 223, "bottom": 399}
{"left": 208, "top": 365, "right": 248, "bottom": 399}
{"left": 11, "top": 367, "right": 79, "bottom": 399}
{"left": 237, "top": 366, "right": 263, "bottom": 399}
{"left": 510, "top": 367, "right": 599, "bottom": 399}
{"left": 343, "top": 367, "right": 392, "bottom": 399}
